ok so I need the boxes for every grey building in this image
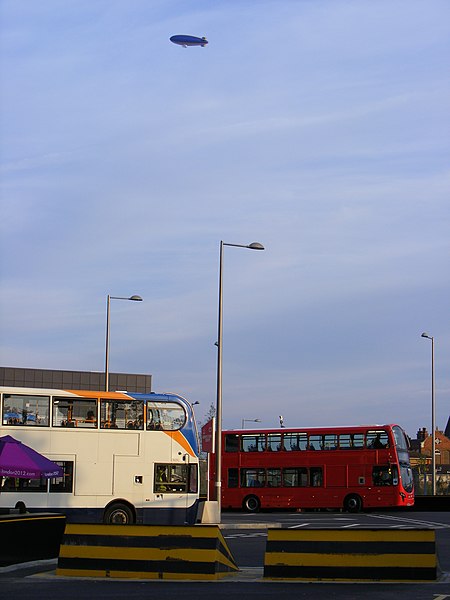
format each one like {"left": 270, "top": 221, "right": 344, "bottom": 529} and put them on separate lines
{"left": 0, "top": 367, "right": 151, "bottom": 394}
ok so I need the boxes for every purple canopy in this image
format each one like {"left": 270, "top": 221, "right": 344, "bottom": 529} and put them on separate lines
{"left": 0, "top": 435, "right": 63, "bottom": 479}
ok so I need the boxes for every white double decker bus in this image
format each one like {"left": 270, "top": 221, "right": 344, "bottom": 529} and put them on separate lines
{"left": 0, "top": 386, "right": 200, "bottom": 524}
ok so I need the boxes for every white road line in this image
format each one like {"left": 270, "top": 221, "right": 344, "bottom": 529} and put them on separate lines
{"left": 223, "top": 532, "right": 267, "bottom": 539}
{"left": 369, "top": 513, "right": 450, "bottom": 529}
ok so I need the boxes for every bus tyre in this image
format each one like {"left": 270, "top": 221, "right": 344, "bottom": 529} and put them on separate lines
{"left": 344, "top": 494, "right": 362, "bottom": 513}
{"left": 104, "top": 502, "right": 134, "bottom": 524}
{"left": 243, "top": 495, "right": 260, "bottom": 513}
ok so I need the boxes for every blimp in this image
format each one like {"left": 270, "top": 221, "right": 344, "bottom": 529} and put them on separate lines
{"left": 170, "top": 35, "right": 208, "bottom": 48}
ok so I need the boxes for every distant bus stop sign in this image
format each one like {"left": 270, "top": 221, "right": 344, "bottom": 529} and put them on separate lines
{"left": 201, "top": 418, "right": 215, "bottom": 453}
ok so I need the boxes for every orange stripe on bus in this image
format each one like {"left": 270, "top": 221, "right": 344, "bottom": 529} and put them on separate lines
{"left": 164, "top": 431, "right": 195, "bottom": 457}
{"left": 66, "top": 390, "right": 132, "bottom": 399}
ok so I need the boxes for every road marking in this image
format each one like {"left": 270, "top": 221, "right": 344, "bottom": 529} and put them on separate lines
{"left": 223, "top": 532, "right": 267, "bottom": 539}
{"left": 369, "top": 513, "right": 450, "bottom": 529}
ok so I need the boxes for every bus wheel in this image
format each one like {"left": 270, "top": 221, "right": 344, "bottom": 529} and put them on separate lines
{"left": 15, "top": 501, "right": 27, "bottom": 514}
{"left": 104, "top": 502, "right": 134, "bottom": 524}
{"left": 344, "top": 494, "right": 362, "bottom": 513}
{"left": 243, "top": 495, "right": 260, "bottom": 513}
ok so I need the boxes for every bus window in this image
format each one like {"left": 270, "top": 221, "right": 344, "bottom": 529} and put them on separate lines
{"left": 267, "top": 433, "right": 282, "bottom": 451}
{"left": 225, "top": 434, "right": 239, "bottom": 452}
{"left": 100, "top": 399, "right": 143, "bottom": 430}
{"left": 256, "top": 434, "right": 266, "bottom": 451}
{"left": 323, "top": 434, "right": 338, "bottom": 450}
{"left": 339, "top": 434, "right": 350, "bottom": 449}
{"left": 154, "top": 463, "right": 195, "bottom": 493}
{"left": 310, "top": 467, "right": 323, "bottom": 487}
{"left": 241, "top": 468, "right": 265, "bottom": 487}
{"left": 352, "top": 433, "right": 364, "bottom": 448}
{"left": 367, "top": 430, "right": 389, "bottom": 449}
{"left": 399, "top": 462, "right": 413, "bottom": 492}
{"left": 339, "top": 434, "right": 351, "bottom": 449}
{"left": 3, "top": 394, "right": 49, "bottom": 427}
{"left": 53, "top": 398, "right": 97, "bottom": 428}
{"left": 49, "top": 461, "right": 74, "bottom": 493}
{"left": 1, "top": 477, "right": 47, "bottom": 493}
{"left": 228, "top": 468, "right": 239, "bottom": 488}
{"left": 283, "top": 432, "right": 307, "bottom": 451}
{"left": 392, "top": 426, "right": 409, "bottom": 450}
{"left": 241, "top": 434, "right": 266, "bottom": 452}
{"left": 267, "top": 468, "right": 281, "bottom": 487}
{"left": 308, "top": 435, "right": 323, "bottom": 451}
{"left": 188, "top": 464, "right": 198, "bottom": 494}
{"left": 372, "top": 465, "right": 395, "bottom": 486}
{"left": 339, "top": 433, "right": 364, "bottom": 449}
{"left": 241, "top": 435, "right": 254, "bottom": 452}
{"left": 283, "top": 467, "right": 308, "bottom": 487}
{"left": 147, "top": 402, "right": 185, "bottom": 431}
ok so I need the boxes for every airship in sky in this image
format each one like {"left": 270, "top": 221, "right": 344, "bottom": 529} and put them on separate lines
{"left": 170, "top": 35, "right": 208, "bottom": 48}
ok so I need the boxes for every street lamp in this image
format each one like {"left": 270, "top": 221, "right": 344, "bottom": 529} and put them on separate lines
{"left": 215, "top": 241, "right": 264, "bottom": 521}
{"left": 241, "top": 418, "right": 261, "bottom": 429}
{"left": 421, "top": 332, "right": 436, "bottom": 495}
{"left": 105, "top": 294, "right": 143, "bottom": 392}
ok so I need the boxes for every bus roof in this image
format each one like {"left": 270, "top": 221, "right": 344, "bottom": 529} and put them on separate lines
{"left": 225, "top": 424, "right": 399, "bottom": 433}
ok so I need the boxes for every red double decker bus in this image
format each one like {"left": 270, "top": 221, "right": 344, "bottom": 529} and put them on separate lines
{"left": 210, "top": 424, "right": 414, "bottom": 512}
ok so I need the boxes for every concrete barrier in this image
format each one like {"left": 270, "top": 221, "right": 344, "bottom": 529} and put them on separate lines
{"left": 57, "top": 523, "right": 239, "bottom": 580}
{"left": 264, "top": 528, "right": 437, "bottom": 581}
{"left": 0, "top": 512, "right": 66, "bottom": 567}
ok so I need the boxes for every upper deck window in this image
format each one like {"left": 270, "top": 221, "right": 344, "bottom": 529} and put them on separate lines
{"left": 367, "top": 430, "right": 389, "bottom": 449}
{"left": 225, "top": 434, "right": 239, "bottom": 452}
{"left": 323, "top": 434, "right": 338, "bottom": 450}
{"left": 339, "top": 433, "right": 364, "bottom": 449}
{"left": 283, "top": 432, "right": 307, "bottom": 451}
{"left": 147, "top": 401, "right": 186, "bottom": 431}
{"left": 308, "top": 435, "right": 323, "bottom": 451}
{"left": 2, "top": 394, "right": 49, "bottom": 427}
{"left": 392, "top": 425, "right": 409, "bottom": 450}
{"left": 100, "top": 399, "right": 144, "bottom": 430}
{"left": 241, "top": 434, "right": 266, "bottom": 452}
{"left": 53, "top": 398, "right": 97, "bottom": 428}
{"left": 267, "top": 433, "right": 282, "bottom": 451}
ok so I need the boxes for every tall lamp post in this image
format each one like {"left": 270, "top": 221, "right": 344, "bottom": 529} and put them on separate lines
{"left": 105, "top": 294, "right": 143, "bottom": 392}
{"left": 421, "top": 332, "right": 436, "bottom": 495}
{"left": 215, "top": 241, "right": 264, "bottom": 520}
{"left": 241, "top": 418, "right": 261, "bottom": 429}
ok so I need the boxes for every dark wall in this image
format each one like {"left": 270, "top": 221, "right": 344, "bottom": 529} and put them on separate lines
{"left": 0, "top": 513, "right": 67, "bottom": 566}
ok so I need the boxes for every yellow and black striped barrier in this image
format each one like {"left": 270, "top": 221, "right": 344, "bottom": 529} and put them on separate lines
{"left": 264, "top": 528, "right": 437, "bottom": 581}
{"left": 57, "top": 524, "right": 239, "bottom": 580}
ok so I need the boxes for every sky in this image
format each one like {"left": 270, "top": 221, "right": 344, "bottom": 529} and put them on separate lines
{"left": 1, "top": 0, "right": 449, "bottom": 440}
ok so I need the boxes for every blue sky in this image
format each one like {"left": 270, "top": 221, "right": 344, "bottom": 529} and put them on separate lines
{"left": 1, "top": 0, "right": 449, "bottom": 439}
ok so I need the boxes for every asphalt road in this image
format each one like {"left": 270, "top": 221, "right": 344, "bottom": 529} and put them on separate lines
{"left": 221, "top": 509, "right": 450, "bottom": 572}
{"left": 1, "top": 510, "right": 449, "bottom": 600}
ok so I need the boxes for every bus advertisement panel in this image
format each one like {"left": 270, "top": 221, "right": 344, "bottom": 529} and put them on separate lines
{"left": 210, "top": 424, "right": 414, "bottom": 512}
{"left": 0, "top": 387, "right": 200, "bottom": 524}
